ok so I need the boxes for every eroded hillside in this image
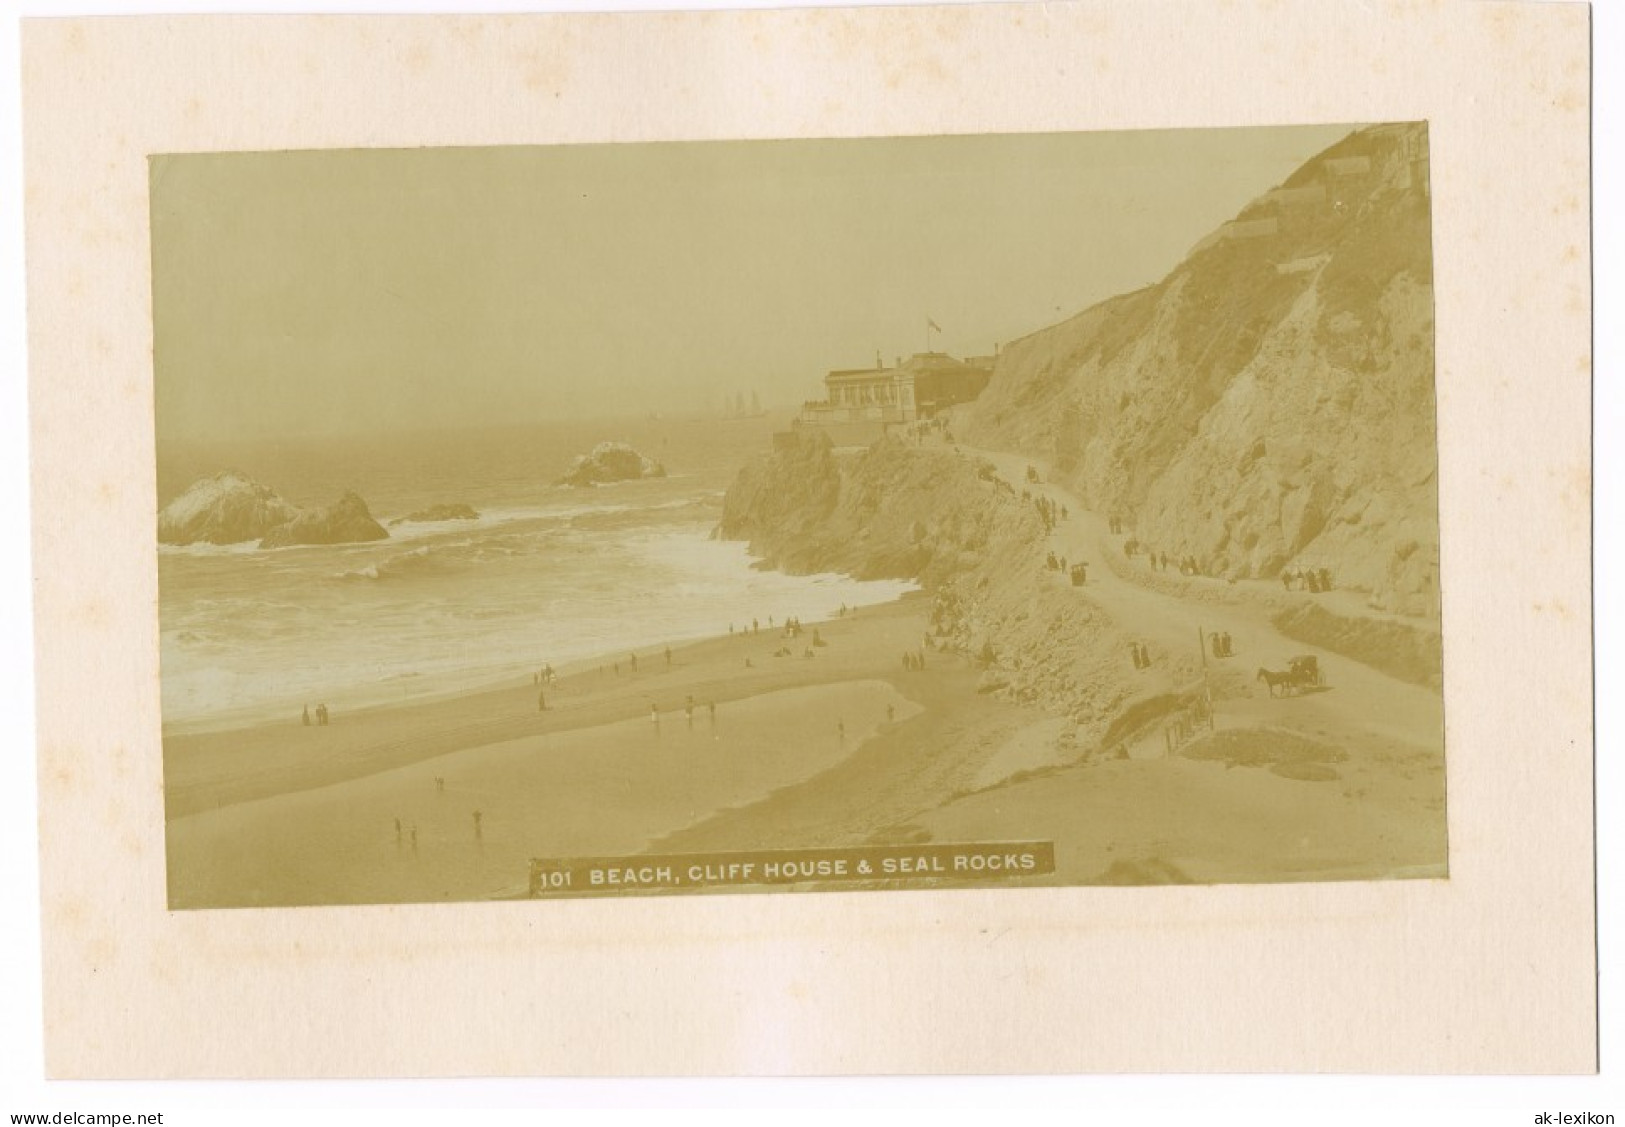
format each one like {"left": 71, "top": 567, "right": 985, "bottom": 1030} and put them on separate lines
{"left": 961, "top": 124, "right": 1438, "bottom": 615}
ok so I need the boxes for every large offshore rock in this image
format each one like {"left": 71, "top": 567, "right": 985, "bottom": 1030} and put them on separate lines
{"left": 558, "top": 442, "right": 666, "bottom": 486}
{"left": 258, "top": 491, "right": 390, "bottom": 548}
{"left": 157, "top": 471, "right": 301, "bottom": 546}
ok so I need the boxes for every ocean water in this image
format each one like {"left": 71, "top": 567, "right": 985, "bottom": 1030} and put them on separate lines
{"left": 157, "top": 415, "right": 916, "bottom": 731}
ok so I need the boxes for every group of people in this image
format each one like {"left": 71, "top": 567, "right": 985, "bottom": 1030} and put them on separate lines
{"left": 1209, "top": 631, "right": 1236, "bottom": 658}
{"left": 647, "top": 695, "right": 718, "bottom": 729}
{"left": 301, "top": 703, "right": 331, "bottom": 726}
{"left": 1029, "top": 492, "right": 1065, "bottom": 532}
{"left": 1281, "top": 566, "right": 1334, "bottom": 593}
{"left": 1137, "top": 550, "right": 1200, "bottom": 577}
{"left": 1129, "top": 642, "right": 1153, "bottom": 670}
{"left": 393, "top": 806, "right": 485, "bottom": 853}
{"left": 902, "top": 646, "right": 928, "bottom": 672}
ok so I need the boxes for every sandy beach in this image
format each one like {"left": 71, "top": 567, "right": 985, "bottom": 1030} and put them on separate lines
{"left": 164, "top": 594, "right": 1006, "bottom": 908}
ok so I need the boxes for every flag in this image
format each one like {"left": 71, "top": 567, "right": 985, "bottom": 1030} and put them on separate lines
{"left": 927, "top": 316, "right": 942, "bottom": 333}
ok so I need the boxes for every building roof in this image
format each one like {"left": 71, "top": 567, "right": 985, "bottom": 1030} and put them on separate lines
{"left": 899, "top": 352, "right": 983, "bottom": 374}
{"left": 824, "top": 367, "right": 896, "bottom": 384}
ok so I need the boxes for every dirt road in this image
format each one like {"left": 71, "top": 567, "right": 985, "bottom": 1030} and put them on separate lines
{"left": 966, "top": 445, "right": 1444, "bottom": 754}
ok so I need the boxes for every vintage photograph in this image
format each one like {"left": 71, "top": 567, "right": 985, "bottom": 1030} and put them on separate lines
{"left": 153, "top": 123, "right": 1445, "bottom": 909}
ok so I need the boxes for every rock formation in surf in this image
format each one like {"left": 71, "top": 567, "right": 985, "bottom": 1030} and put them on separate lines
{"left": 258, "top": 491, "right": 390, "bottom": 548}
{"left": 389, "top": 503, "right": 480, "bottom": 526}
{"left": 558, "top": 442, "right": 667, "bottom": 486}
{"left": 157, "top": 471, "right": 301, "bottom": 546}
{"left": 158, "top": 472, "right": 391, "bottom": 548}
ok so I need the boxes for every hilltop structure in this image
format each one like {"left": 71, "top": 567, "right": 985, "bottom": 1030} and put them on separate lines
{"left": 793, "top": 350, "right": 995, "bottom": 445}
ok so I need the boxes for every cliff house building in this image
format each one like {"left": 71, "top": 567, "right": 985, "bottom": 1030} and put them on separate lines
{"left": 794, "top": 351, "right": 994, "bottom": 445}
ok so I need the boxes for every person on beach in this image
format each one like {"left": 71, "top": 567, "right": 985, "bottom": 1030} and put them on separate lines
{"left": 685, "top": 697, "right": 695, "bottom": 726}
{"left": 752, "top": 618, "right": 759, "bottom": 634}
{"left": 887, "top": 703, "right": 895, "bottom": 723}
{"left": 1222, "top": 632, "right": 1234, "bottom": 658}
{"left": 395, "top": 817, "right": 402, "bottom": 843}
{"left": 410, "top": 826, "right": 418, "bottom": 853}
{"left": 813, "top": 628, "right": 825, "bottom": 647}
{"left": 302, "top": 705, "right": 310, "bottom": 727}
{"left": 708, "top": 700, "right": 716, "bottom": 723}
{"left": 473, "top": 811, "right": 483, "bottom": 840}
{"left": 538, "top": 690, "right": 548, "bottom": 712}
{"left": 838, "top": 719, "right": 845, "bottom": 743}
{"left": 436, "top": 777, "right": 445, "bottom": 793}
{"left": 665, "top": 646, "right": 672, "bottom": 667}
{"left": 630, "top": 653, "right": 638, "bottom": 672}
{"left": 317, "top": 703, "right": 329, "bottom": 726}
{"left": 744, "top": 658, "right": 753, "bottom": 668}
{"left": 903, "top": 651, "right": 913, "bottom": 672}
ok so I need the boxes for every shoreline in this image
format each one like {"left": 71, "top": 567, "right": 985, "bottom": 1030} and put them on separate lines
{"left": 163, "top": 590, "right": 939, "bottom": 820}
{"left": 159, "top": 537, "right": 919, "bottom": 738}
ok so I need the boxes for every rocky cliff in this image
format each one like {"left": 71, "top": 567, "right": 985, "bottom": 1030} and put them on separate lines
{"left": 719, "top": 430, "right": 1155, "bottom": 731}
{"left": 720, "top": 430, "right": 1009, "bottom": 584}
{"left": 961, "top": 123, "right": 1438, "bottom": 615}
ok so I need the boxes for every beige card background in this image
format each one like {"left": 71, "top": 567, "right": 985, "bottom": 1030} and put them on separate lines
{"left": 22, "top": 2, "right": 1593, "bottom": 1077}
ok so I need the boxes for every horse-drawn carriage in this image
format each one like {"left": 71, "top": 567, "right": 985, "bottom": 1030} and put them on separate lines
{"left": 1288, "top": 654, "right": 1322, "bottom": 687}
{"left": 1257, "top": 655, "right": 1325, "bottom": 697}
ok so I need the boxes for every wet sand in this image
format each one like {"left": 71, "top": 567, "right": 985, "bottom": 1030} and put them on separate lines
{"left": 165, "top": 595, "right": 973, "bottom": 908}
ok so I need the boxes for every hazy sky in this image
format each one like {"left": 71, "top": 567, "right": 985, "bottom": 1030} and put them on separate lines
{"left": 151, "top": 124, "right": 1353, "bottom": 442}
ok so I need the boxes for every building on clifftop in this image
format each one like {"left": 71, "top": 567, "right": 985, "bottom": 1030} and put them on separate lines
{"left": 792, "top": 351, "right": 994, "bottom": 445}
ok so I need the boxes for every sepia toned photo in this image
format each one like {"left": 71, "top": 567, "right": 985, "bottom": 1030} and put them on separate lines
{"left": 153, "top": 123, "right": 1445, "bottom": 910}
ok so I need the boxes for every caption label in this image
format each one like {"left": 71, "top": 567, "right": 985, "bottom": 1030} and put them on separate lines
{"left": 528, "top": 841, "right": 1055, "bottom": 896}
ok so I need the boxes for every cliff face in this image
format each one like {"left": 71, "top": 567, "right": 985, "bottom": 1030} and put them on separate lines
{"left": 719, "top": 430, "right": 1014, "bottom": 583}
{"left": 961, "top": 124, "right": 1438, "bottom": 614}
{"left": 720, "top": 431, "right": 1159, "bottom": 731}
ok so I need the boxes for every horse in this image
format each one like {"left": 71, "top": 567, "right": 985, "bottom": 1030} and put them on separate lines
{"left": 1257, "top": 667, "right": 1298, "bottom": 697}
